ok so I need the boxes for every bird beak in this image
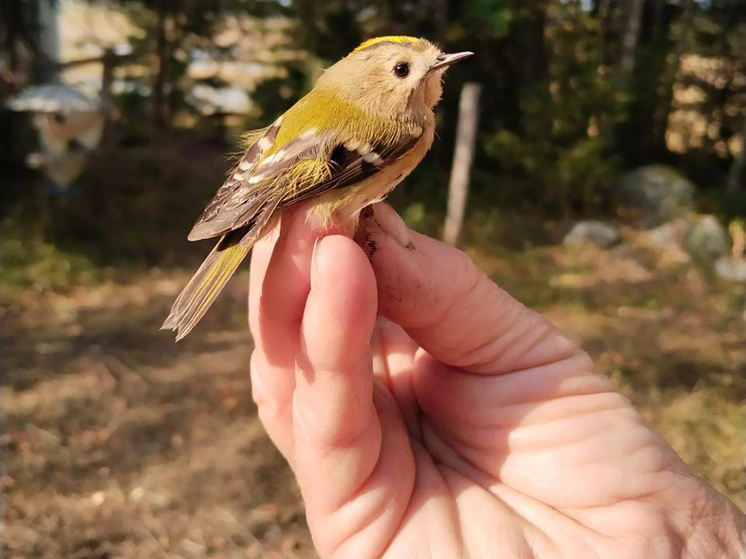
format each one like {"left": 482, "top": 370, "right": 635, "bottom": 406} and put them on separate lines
{"left": 429, "top": 51, "right": 474, "bottom": 72}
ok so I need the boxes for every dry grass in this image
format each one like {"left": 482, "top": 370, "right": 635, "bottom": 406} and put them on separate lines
{"left": 2, "top": 239, "right": 744, "bottom": 558}
{"left": 2, "top": 272, "right": 316, "bottom": 559}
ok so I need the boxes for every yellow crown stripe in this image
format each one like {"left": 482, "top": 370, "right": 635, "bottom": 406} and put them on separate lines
{"left": 351, "top": 36, "right": 420, "bottom": 55}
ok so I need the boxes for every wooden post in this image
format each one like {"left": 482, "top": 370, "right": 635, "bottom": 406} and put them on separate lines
{"left": 444, "top": 82, "right": 481, "bottom": 246}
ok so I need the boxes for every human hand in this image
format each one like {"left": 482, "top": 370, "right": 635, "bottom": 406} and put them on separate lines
{"left": 248, "top": 204, "right": 743, "bottom": 559}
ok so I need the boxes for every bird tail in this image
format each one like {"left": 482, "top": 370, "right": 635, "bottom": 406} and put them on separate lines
{"left": 162, "top": 231, "right": 252, "bottom": 341}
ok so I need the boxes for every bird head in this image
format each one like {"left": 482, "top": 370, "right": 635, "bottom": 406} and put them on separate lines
{"left": 318, "top": 36, "right": 473, "bottom": 120}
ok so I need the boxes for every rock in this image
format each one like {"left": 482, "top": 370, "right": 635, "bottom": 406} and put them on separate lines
{"left": 686, "top": 215, "right": 729, "bottom": 259}
{"left": 642, "top": 218, "right": 691, "bottom": 252}
{"left": 715, "top": 257, "right": 746, "bottom": 282}
{"left": 638, "top": 218, "right": 692, "bottom": 266}
{"left": 615, "top": 165, "right": 695, "bottom": 227}
{"left": 563, "top": 220, "right": 620, "bottom": 249}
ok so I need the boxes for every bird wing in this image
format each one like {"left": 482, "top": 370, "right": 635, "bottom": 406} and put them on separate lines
{"left": 188, "top": 122, "right": 421, "bottom": 241}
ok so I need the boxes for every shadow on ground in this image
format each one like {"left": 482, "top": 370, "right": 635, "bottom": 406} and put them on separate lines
{"left": 2, "top": 271, "right": 317, "bottom": 559}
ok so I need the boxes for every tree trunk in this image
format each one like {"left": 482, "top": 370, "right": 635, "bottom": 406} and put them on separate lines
{"left": 596, "top": 0, "right": 614, "bottom": 64}
{"left": 619, "top": 0, "right": 646, "bottom": 76}
{"left": 153, "top": 1, "right": 168, "bottom": 130}
{"left": 35, "top": 0, "right": 59, "bottom": 82}
{"left": 1, "top": 0, "right": 27, "bottom": 85}
{"left": 444, "top": 83, "right": 481, "bottom": 247}
{"left": 98, "top": 48, "right": 116, "bottom": 148}
{"left": 100, "top": 49, "right": 116, "bottom": 112}
{"left": 652, "top": 0, "right": 666, "bottom": 40}
{"left": 520, "top": 5, "right": 549, "bottom": 84}
{"left": 727, "top": 124, "right": 746, "bottom": 195}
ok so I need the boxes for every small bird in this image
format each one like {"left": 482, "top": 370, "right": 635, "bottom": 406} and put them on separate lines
{"left": 163, "top": 36, "right": 473, "bottom": 340}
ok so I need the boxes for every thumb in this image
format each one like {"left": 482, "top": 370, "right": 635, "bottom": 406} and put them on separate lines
{"left": 358, "top": 204, "right": 581, "bottom": 375}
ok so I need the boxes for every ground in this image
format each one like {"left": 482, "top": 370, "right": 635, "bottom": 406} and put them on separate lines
{"left": 2, "top": 239, "right": 744, "bottom": 559}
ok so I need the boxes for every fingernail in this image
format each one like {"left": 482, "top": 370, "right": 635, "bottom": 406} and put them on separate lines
{"left": 372, "top": 204, "right": 412, "bottom": 248}
{"left": 311, "top": 237, "right": 322, "bottom": 290}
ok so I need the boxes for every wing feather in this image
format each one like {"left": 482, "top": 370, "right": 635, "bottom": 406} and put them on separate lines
{"left": 188, "top": 116, "right": 284, "bottom": 241}
{"left": 281, "top": 134, "right": 420, "bottom": 206}
{"left": 189, "top": 124, "right": 420, "bottom": 242}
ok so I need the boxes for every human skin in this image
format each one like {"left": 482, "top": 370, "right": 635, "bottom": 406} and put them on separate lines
{"left": 247, "top": 203, "right": 744, "bottom": 559}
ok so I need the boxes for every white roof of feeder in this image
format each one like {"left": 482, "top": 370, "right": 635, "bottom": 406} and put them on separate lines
{"left": 7, "top": 83, "right": 100, "bottom": 113}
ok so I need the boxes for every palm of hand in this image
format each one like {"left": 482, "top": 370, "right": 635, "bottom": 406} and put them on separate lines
{"left": 248, "top": 205, "right": 731, "bottom": 559}
{"left": 364, "top": 320, "right": 682, "bottom": 559}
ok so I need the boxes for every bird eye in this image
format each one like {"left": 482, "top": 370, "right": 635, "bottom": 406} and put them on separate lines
{"left": 393, "top": 62, "right": 410, "bottom": 78}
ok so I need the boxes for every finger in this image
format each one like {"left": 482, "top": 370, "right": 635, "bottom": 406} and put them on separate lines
{"left": 370, "top": 317, "right": 421, "bottom": 438}
{"left": 293, "top": 235, "right": 380, "bottom": 498}
{"left": 292, "top": 236, "right": 414, "bottom": 556}
{"left": 250, "top": 206, "right": 338, "bottom": 353}
{"left": 358, "top": 203, "right": 581, "bottom": 375}
{"left": 249, "top": 207, "right": 337, "bottom": 459}
{"left": 247, "top": 219, "right": 279, "bottom": 337}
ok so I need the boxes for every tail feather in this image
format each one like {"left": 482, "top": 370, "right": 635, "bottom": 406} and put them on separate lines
{"left": 162, "top": 233, "right": 252, "bottom": 341}
{"left": 165, "top": 194, "right": 282, "bottom": 341}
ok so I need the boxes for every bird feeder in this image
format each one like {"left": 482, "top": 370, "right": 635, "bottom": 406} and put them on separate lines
{"left": 7, "top": 83, "right": 105, "bottom": 192}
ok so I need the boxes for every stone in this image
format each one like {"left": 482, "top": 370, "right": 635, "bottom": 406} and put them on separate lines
{"left": 642, "top": 219, "right": 690, "bottom": 252}
{"left": 686, "top": 215, "right": 730, "bottom": 259}
{"left": 562, "top": 220, "right": 620, "bottom": 249}
{"left": 615, "top": 165, "right": 695, "bottom": 227}
{"left": 715, "top": 257, "right": 746, "bottom": 282}
{"left": 638, "top": 219, "right": 692, "bottom": 266}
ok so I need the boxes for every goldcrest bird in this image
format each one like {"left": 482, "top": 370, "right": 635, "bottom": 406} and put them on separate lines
{"left": 163, "top": 36, "right": 473, "bottom": 340}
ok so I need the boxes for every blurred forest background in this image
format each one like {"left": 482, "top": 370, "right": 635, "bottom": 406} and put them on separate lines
{"left": 1, "top": 1, "right": 744, "bottom": 558}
